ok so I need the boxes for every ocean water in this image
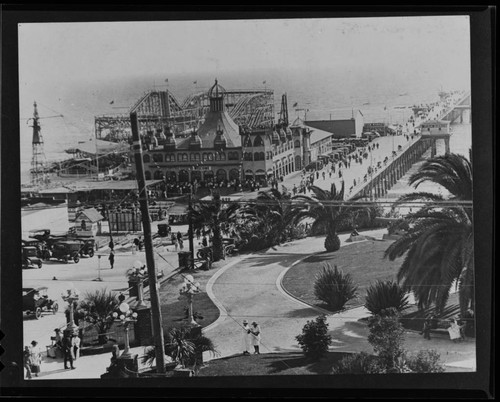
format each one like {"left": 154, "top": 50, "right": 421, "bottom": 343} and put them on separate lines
{"left": 19, "top": 67, "right": 469, "bottom": 184}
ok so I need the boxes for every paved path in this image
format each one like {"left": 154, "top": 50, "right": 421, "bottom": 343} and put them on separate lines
{"left": 203, "top": 230, "right": 476, "bottom": 372}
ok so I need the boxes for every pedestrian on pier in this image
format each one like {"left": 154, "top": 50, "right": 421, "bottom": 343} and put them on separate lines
{"left": 108, "top": 237, "right": 114, "bottom": 251}
{"left": 322, "top": 171, "right": 326, "bottom": 180}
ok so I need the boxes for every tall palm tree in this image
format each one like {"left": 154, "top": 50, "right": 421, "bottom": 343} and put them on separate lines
{"left": 390, "top": 152, "right": 473, "bottom": 219}
{"left": 190, "top": 191, "right": 240, "bottom": 262}
{"left": 385, "top": 152, "right": 474, "bottom": 315}
{"left": 244, "top": 187, "right": 297, "bottom": 246}
{"left": 293, "top": 181, "right": 367, "bottom": 252}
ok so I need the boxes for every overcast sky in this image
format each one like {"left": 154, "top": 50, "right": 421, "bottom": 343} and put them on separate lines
{"left": 19, "top": 16, "right": 471, "bottom": 90}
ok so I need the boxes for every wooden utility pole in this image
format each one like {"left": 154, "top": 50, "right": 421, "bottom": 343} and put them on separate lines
{"left": 188, "top": 193, "right": 195, "bottom": 270}
{"left": 130, "top": 111, "right": 166, "bottom": 373}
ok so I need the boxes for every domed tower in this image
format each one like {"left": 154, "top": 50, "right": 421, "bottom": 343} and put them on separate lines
{"left": 194, "top": 79, "right": 241, "bottom": 148}
{"left": 208, "top": 79, "right": 225, "bottom": 112}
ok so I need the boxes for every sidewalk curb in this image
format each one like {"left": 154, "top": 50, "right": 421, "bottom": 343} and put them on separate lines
{"left": 202, "top": 255, "right": 251, "bottom": 334}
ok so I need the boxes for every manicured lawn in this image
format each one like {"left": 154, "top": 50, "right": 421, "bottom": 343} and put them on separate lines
{"left": 198, "top": 351, "right": 351, "bottom": 376}
{"left": 157, "top": 260, "right": 225, "bottom": 330}
{"left": 281, "top": 239, "right": 404, "bottom": 311}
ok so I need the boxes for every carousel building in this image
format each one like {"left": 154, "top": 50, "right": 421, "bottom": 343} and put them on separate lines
{"left": 136, "top": 80, "right": 322, "bottom": 187}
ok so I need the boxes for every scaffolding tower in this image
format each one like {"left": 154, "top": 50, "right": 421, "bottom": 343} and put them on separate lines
{"left": 29, "top": 101, "right": 47, "bottom": 185}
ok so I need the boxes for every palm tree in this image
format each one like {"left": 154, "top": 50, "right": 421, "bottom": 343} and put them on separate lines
{"left": 390, "top": 152, "right": 472, "bottom": 219}
{"left": 240, "top": 187, "right": 297, "bottom": 247}
{"left": 190, "top": 191, "right": 240, "bottom": 262}
{"left": 293, "top": 181, "right": 367, "bottom": 252}
{"left": 142, "top": 327, "right": 219, "bottom": 369}
{"left": 79, "top": 288, "right": 120, "bottom": 344}
{"left": 385, "top": 152, "right": 474, "bottom": 315}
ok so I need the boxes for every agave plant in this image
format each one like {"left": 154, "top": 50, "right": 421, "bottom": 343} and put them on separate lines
{"left": 364, "top": 280, "right": 410, "bottom": 316}
{"left": 314, "top": 263, "right": 358, "bottom": 311}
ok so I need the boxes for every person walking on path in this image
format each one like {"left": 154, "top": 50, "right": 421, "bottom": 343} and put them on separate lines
{"left": 108, "top": 237, "right": 114, "bottom": 251}
{"left": 62, "top": 333, "right": 76, "bottom": 369}
{"left": 23, "top": 346, "right": 32, "bottom": 379}
{"left": 250, "top": 322, "right": 261, "bottom": 354}
{"left": 420, "top": 318, "right": 431, "bottom": 340}
{"left": 242, "top": 320, "right": 252, "bottom": 356}
{"left": 109, "top": 249, "right": 115, "bottom": 269}
{"left": 28, "top": 340, "right": 42, "bottom": 377}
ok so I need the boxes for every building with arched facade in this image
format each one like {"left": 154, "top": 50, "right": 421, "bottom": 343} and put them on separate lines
{"left": 133, "top": 80, "right": 331, "bottom": 189}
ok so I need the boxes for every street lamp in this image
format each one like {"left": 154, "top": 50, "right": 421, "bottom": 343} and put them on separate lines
{"left": 179, "top": 274, "right": 201, "bottom": 326}
{"left": 61, "top": 284, "right": 80, "bottom": 335}
{"left": 112, "top": 297, "right": 138, "bottom": 359}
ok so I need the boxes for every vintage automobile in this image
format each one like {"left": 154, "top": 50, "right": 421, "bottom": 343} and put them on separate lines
{"left": 157, "top": 223, "right": 171, "bottom": 237}
{"left": 49, "top": 240, "right": 83, "bottom": 263}
{"left": 65, "top": 236, "right": 96, "bottom": 257}
{"left": 28, "top": 228, "right": 52, "bottom": 242}
{"left": 22, "top": 287, "right": 59, "bottom": 319}
{"left": 22, "top": 245, "right": 43, "bottom": 269}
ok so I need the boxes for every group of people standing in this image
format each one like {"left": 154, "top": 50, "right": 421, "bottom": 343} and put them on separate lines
{"left": 242, "top": 320, "right": 262, "bottom": 355}
{"left": 26, "top": 329, "right": 81, "bottom": 379}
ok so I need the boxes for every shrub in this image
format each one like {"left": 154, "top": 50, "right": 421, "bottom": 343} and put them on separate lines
{"left": 406, "top": 350, "right": 445, "bottom": 373}
{"left": 79, "top": 288, "right": 120, "bottom": 345}
{"left": 367, "top": 308, "right": 406, "bottom": 371}
{"left": 365, "top": 280, "right": 410, "bottom": 315}
{"left": 332, "top": 352, "right": 386, "bottom": 374}
{"left": 295, "top": 315, "right": 332, "bottom": 360}
{"left": 314, "top": 263, "right": 358, "bottom": 311}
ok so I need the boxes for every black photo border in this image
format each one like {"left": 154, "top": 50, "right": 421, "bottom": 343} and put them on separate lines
{"left": 1, "top": 5, "right": 494, "bottom": 399}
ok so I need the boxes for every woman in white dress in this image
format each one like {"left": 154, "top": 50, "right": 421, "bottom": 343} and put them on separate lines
{"left": 448, "top": 319, "right": 462, "bottom": 342}
{"left": 250, "top": 322, "right": 261, "bottom": 354}
{"left": 241, "top": 320, "right": 251, "bottom": 356}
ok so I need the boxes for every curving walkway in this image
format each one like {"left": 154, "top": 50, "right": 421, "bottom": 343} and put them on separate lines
{"left": 203, "top": 230, "right": 476, "bottom": 371}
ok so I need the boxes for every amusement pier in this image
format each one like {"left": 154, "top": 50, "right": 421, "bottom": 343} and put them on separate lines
{"left": 20, "top": 81, "right": 474, "bottom": 379}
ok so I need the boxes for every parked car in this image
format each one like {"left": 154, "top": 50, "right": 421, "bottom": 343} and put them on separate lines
{"left": 22, "top": 246, "right": 43, "bottom": 269}
{"left": 22, "top": 287, "right": 59, "bottom": 319}
{"left": 48, "top": 240, "right": 83, "bottom": 263}
{"left": 65, "top": 236, "right": 96, "bottom": 257}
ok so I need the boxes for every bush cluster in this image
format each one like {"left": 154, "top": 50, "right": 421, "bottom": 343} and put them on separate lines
{"left": 295, "top": 315, "right": 332, "bottom": 360}
{"left": 364, "top": 280, "right": 410, "bottom": 316}
{"left": 314, "top": 263, "right": 358, "bottom": 311}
